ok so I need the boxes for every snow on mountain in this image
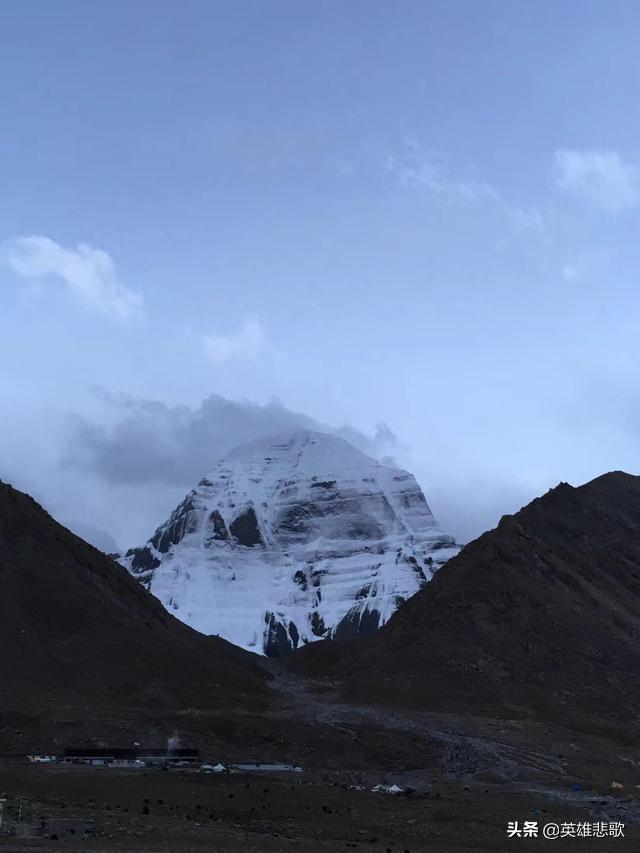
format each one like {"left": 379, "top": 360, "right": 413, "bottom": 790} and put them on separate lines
{"left": 120, "top": 430, "right": 459, "bottom": 655}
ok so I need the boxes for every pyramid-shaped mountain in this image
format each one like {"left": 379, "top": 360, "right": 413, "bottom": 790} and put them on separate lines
{"left": 122, "top": 430, "right": 459, "bottom": 655}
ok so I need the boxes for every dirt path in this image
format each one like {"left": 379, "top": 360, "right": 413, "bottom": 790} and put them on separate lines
{"left": 259, "top": 660, "right": 640, "bottom": 827}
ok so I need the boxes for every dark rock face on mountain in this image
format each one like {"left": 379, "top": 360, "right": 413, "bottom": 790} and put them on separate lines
{"left": 0, "top": 480, "right": 271, "bottom": 750}
{"left": 328, "top": 472, "right": 640, "bottom": 732}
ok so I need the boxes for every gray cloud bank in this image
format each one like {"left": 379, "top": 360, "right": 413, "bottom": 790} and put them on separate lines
{"left": 2, "top": 391, "right": 552, "bottom": 553}
{"left": 65, "top": 393, "right": 400, "bottom": 488}
{"left": 0, "top": 393, "right": 403, "bottom": 552}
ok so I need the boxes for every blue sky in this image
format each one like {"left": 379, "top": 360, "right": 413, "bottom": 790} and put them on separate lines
{"left": 2, "top": 0, "right": 640, "bottom": 547}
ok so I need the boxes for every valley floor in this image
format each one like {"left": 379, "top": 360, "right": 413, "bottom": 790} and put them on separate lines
{"left": 4, "top": 666, "right": 640, "bottom": 851}
{"left": 1, "top": 762, "right": 639, "bottom": 852}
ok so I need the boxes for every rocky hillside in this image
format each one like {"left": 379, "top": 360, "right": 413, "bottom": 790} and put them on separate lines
{"left": 0, "top": 480, "right": 271, "bottom": 750}
{"left": 312, "top": 471, "right": 640, "bottom": 734}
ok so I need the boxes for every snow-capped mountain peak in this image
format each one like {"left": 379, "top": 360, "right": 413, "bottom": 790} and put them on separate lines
{"left": 121, "top": 430, "right": 459, "bottom": 655}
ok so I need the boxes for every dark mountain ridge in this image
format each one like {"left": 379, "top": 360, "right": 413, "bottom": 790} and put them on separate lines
{"left": 0, "top": 480, "right": 271, "bottom": 751}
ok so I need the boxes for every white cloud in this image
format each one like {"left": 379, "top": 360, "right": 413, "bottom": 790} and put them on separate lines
{"left": 2, "top": 235, "right": 143, "bottom": 320}
{"left": 561, "top": 263, "right": 580, "bottom": 282}
{"left": 202, "top": 318, "right": 268, "bottom": 365}
{"left": 387, "top": 148, "right": 493, "bottom": 202}
{"left": 387, "top": 143, "right": 542, "bottom": 231}
{"left": 553, "top": 149, "right": 639, "bottom": 213}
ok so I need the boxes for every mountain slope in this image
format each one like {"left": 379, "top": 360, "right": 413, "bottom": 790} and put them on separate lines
{"left": 325, "top": 471, "right": 640, "bottom": 730}
{"left": 62, "top": 519, "right": 121, "bottom": 554}
{"left": 121, "top": 430, "right": 458, "bottom": 655}
{"left": 0, "top": 479, "right": 271, "bottom": 749}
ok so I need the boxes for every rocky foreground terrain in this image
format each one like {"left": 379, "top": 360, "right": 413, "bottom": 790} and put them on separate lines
{"left": 2, "top": 758, "right": 639, "bottom": 852}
